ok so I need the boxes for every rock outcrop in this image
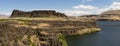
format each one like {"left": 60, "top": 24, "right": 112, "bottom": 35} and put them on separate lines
{"left": 0, "top": 19, "right": 100, "bottom": 46}
{"left": 10, "top": 10, "right": 67, "bottom": 17}
{"left": 0, "top": 9, "right": 101, "bottom": 46}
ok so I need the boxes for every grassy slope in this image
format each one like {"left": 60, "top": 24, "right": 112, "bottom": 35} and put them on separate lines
{"left": 58, "top": 34, "right": 68, "bottom": 46}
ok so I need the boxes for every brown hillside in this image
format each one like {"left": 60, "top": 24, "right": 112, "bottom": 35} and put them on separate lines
{"left": 102, "top": 10, "right": 120, "bottom": 15}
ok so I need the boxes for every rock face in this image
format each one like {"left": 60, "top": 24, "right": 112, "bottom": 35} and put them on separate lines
{"left": 0, "top": 19, "right": 100, "bottom": 46}
{"left": 10, "top": 10, "right": 67, "bottom": 17}
{"left": 79, "top": 15, "right": 99, "bottom": 20}
{"left": 0, "top": 9, "right": 101, "bottom": 46}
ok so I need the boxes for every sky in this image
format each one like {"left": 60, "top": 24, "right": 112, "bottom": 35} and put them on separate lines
{"left": 0, "top": 0, "right": 120, "bottom": 16}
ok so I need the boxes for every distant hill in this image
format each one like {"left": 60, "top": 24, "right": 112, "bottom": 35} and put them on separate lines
{"left": 102, "top": 10, "right": 120, "bottom": 15}
{"left": 0, "top": 15, "right": 9, "bottom": 18}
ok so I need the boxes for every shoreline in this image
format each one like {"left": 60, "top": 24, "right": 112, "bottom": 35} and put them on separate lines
{"left": 0, "top": 18, "right": 100, "bottom": 46}
{"left": 98, "top": 19, "right": 120, "bottom": 21}
{"left": 59, "top": 28, "right": 101, "bottom": 46}
{"left": 77, "top": 28, "right": 101, "bottom": 35}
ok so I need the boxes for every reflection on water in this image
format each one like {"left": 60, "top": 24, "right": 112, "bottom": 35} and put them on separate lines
{"left": 66, "top": 21, "right": 120, "bottom": 46}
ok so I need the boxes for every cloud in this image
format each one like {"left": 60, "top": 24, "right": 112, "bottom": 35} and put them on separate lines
{"left": 64, "top": 10, "right": 91, "bottom": 16}
{"left": 64, "top": 2, "right": 120, "bottom": 16}
{"left": 109, "top": 2, "right": 120, "bottom": 10}
{"left": 64, "top": 4, "right": 99, "bottom": 16}
{"left": 73, "top": 4, "right": 99, "bottom": 10}
{"left": 81, "top": 0, "right": 93, "bottom": 2}
{"left": 96, "top": 2, "right": 120, "bottom": 14}
{"left": 86, "top": 0, "right": 93, "bottom": 1}
{"left": 113, "top": 0, "right": 120, "bottom": 2}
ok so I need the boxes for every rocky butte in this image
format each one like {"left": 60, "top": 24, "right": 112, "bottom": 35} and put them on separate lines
{"left": 10, "top": 10, "right": 67, "bottom": 17}
{"left": 0, "top": 10, "right": 100, "bottom": 46}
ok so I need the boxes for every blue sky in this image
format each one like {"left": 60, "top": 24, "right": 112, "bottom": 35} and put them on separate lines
{"left": 0, "top": 0, "right": 120, "bottom": 16}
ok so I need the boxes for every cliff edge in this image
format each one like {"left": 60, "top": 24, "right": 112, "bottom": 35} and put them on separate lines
{"left": 10, "top": 10, "right": 67, "bottom": 18}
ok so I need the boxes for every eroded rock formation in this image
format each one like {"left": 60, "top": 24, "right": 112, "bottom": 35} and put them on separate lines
{"left": 0, "top": 9, "right": 101, "bottom": 46}
{"left": 10, "top": 10, "right": 67, "bottom": 17}
{"left": 0, "top": 19, "right": 100, "bottom": 46}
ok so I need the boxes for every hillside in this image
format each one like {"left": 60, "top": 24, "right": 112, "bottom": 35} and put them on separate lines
{"left": 0, "top": 10, "right": 101, "bottom": 46}
{"left": 0, "top": 18, "right": 100, "bottom": 46}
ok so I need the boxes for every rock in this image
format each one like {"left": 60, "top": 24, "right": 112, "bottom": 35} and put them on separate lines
{"left": 10, "top": 9, "right": 67, "bottom": 18}
{"left": 30, "top": 35, "right": 41, "bottom": 46}
{"left": 0, "top": 18, "right": 100, "bottom": 46}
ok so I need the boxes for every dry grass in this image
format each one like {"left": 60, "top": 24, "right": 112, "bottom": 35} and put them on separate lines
{"left": 9, "top": 17, "right": 68, "bottom": 21}
{"left": 0, "top": 17, "right": 68, "bottom": 21}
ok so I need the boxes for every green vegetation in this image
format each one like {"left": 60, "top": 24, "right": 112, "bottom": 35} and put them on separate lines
{"left": 77, "top": 28, "right": 101, "bottom": 35}
{"left": 28, "top": 35, "right": 36, "bottom": 46}
{"left": 31, "top": 42, "right": 36, "bottom": 46}
{"left": 58, "top": 34, "right": 68, "bottom": 46}
{"left": 0, "top": 17, "right": 68, "bottom": 25}
{"left": 0, "top": 18, "right": 31, "bottom": 25}
{"left": 58, "top": 28, "right": 100, "bottom": 46}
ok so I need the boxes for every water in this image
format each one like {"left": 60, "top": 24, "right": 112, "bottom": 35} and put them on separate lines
{"left": 66, "top": 21, "right": 120, "bottom": 46}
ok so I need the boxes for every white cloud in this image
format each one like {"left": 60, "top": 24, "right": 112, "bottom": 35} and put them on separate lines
{"left": 109, "top": 2, "right": 120, "bottom": 10}
{"left": 64, "top": 2, "right": 120, "bottom": 16}
{"left": 73, "top": 4, "right": 99, "bottom": 10}
{"left": 65, "top": 4, "right": 99, "bottom": 16}
{"left": 96, "top": 2, "right": 120, "bottom": 14}
{"left": 81, "top": 0, "right": 93, "bottom": 2}
{"left": 86, "top": 0, "right": 93, "bottom": 1}
{"left": 64, "top": 10, "right": 91, "bottom": 16}
{"left": 113, "top": 0, "right": 120, "bottom": 2}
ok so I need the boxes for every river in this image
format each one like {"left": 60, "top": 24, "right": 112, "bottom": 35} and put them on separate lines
{"left": 66, "top": 21, "right": 120, "bottom": 46}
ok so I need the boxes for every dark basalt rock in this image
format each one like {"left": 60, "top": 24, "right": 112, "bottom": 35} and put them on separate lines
{"left": 10, "top": 9, "right": 67, "bottom": 17}
{"left": 1, "top": 10, "right": 100, "bottom": 46}
{"left": 0, "top": 20, "right": 99, "bottom": 46}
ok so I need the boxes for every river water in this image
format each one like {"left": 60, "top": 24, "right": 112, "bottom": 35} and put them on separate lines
{"left": 66, "top": 21, "right": 120, "bottom": 46}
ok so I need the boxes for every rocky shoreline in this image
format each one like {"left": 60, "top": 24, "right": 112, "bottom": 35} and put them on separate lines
{"left": 98, "top": 19, "right": 120, "bottom": 21}
{"left": 0, "top": 9, "right": 102, "bottom": 46}
{"left": 0, "top": 18, "right": 100, "bottom": 46}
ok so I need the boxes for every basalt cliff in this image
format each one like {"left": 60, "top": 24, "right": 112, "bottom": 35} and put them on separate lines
{"left": 10, "top": 10, "right": 67, "bottom": 17}
{"left": 0, "top": 10, "right": 100, "bottom": 46}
